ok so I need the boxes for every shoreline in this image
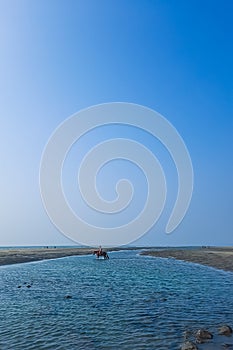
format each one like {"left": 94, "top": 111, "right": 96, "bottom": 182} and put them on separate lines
{"left": 0, "top": 246, "right": 144, "bottom": 266}
{"left": 0, "top": 247, "right": 92, "bottom": 266}
{"left": 0, "top": 246, "right": 232, "bottom": 272}
{"left": 141, "top": 247, "right": 233, "bottom": 272}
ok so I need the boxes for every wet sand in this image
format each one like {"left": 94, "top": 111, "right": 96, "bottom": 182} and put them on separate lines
{"left": 141, "top": 247, "right": 233, "bottom": 272}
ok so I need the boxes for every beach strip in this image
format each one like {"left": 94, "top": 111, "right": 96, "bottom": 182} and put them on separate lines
{"left": 0, "top": 247, "right": 94, "bottom": 266}
{"left": 0, "top": 246, "right": 144, "bottom": 266}
{"left": 141, "top": 247, "right": 233, "bottom": 272}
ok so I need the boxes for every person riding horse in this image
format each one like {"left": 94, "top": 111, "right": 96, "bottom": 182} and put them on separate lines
{"left": 93, "top": 246, "right": 109, "bottom": 259}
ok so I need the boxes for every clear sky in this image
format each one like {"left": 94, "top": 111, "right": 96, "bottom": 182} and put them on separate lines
{"left": 0, "top": 0, "right": 232, "bottom": 246}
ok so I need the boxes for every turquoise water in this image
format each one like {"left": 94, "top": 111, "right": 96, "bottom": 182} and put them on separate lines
{"left": 0, "top": 250, "right": 232, "bottom": 349}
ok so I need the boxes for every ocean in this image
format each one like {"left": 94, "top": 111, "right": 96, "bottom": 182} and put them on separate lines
{"left": 0, "top": 250, "right": 232, "bottom": 349}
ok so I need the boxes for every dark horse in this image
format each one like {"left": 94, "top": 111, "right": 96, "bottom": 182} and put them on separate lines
{"left": 93, "top": 250, "right": 109, "bottom": 259}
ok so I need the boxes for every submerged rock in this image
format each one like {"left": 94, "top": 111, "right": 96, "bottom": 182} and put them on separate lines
{"left": 219, "top": 325, "right": 233, "bottom": 336}
{"left": 65, "top": 295, "right": 72, "bottom": 299}
{"left": 222, "top": 344, "right": 233, "bottom": 348}
{"left": 181, "top": 341, "right": 198, "bottom": 350}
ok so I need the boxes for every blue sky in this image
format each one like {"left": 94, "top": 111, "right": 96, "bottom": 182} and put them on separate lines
{"left": 0, "top": 0, "right": 232, "bottom": 246}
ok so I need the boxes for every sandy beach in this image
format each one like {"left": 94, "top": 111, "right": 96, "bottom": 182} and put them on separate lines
{"left": 141, "top": 247, "right": 233, "bottom": 272}
{"left": 0, "top": 247, "right": 94, "bottom": 266}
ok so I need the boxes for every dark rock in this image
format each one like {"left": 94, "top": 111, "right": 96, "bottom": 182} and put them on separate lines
{"left": 161, "top": 298, "right": 167, "bottom": 302}
{"left": 219, "top": 325, "right": 233, "bottom": 336}
{"left": 17, "top": 285, "right": 21, "bottom": 288}
{"left": 222, "top": 344, "right": 233, "bottom": 349}
{"left": 65, "top": 295, "right": 72, "bottom": 299}
{"left": 26, "top": 285, "right": 31, "bottom": 288}
{"left": 181, "top": 341, "right": 198, "bottom": 350}
{"left": 183, "top": 330, "right": 192, "bottom": 340}
{"left": 196, "top": 329, "right": 213, "bottom": 341}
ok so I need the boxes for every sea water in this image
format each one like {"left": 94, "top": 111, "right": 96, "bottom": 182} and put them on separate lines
{"left": 0, "top": 250, "right": 232, "bottom": 349}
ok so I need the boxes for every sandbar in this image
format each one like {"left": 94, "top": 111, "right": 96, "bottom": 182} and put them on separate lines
{"left": 141, "top": 247, "right": 233, "bottom": 272}
{"left": 0, "top": 246, "right": 141, "bottom": 266}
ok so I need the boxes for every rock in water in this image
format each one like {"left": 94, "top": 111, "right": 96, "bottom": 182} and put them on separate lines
{"left": 196, "top": 329, "right": 213, "bottom": 342}
{"left": 65, "top": 295, "right": 72, "bottom": 299}
{"left": 222, "top": 344, "right": 233, "bottom": 348}
{"left": 218, "top": 325, "right": 233, "bottom": 336}
{"left": 183, "top": 330, "right": 192, "bottom": 340}
{"left": 181, "top": 341, "right": 198, "bottom": 350}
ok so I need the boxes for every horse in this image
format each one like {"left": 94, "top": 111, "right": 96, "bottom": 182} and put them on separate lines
{"left": 93, "top": 250, "right": 109, "bottom": 259}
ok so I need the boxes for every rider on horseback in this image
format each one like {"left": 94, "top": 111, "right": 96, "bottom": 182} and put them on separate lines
{"left": 93, "top": 246, "right": 109, "bottom": 259}
{"left": 98, "top": 245, "right": 103, "bottom": 255}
